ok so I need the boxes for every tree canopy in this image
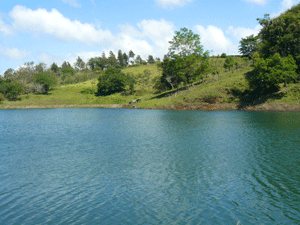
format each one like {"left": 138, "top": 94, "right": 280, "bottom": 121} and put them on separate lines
{"left": 257, "top": 4, "right": 300, "bottom": 71}
{"left": 168, "top": 27, "right": 204, "bottom": 58}
{"left": 97, "top": 68, "right": 134, "bottom": 96}
{"left": 157, "top": 27, "right": 209, "bottom": 90}
{"left": 247, "top": 53, "right": 297, "bottom": 92}
{"left": 239, "top": 35, "right": 258, "bottom": 58}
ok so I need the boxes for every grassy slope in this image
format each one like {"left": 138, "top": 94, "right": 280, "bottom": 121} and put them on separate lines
{"left": 1, "top": 59, "right": 300, "bottom": 110}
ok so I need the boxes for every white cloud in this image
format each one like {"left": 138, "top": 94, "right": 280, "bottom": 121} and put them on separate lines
{"left": 5, "top": 6, "right": 175, "bottom": 63}
{"left": 195, "top": 25, "right": 237, "bottom": 55}
{"left": 65, "top": 51, "right": 104, "bottom": 66}
{"left": 156, "top": 0, "right": 193, "bottom": 8}
{"left": 114, "top": 19, "right": 175, "bottom": 58}
{"left": 245, "top": 0, "right": 268, "bottom": 6}
{"left": 0, "top": 18, "right": 13, "bottom": 35}
{"left": 9, "top": 5, "right": 113, "bottom": 44}
{"left": 226, "top": 25, "right": 261, "bottom": 40}
{"left": 0, "top": 46, "right": 31, "bottom": 60}
{"left": 271, "top": 0, "right": 300, "bottom": 17}
{"left": 62, "top": 0, "right": 81, "bottom": 8}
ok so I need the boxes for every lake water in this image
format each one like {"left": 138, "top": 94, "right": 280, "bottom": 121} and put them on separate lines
{"left": 0, "top": 108, "right": 300, "bottom": 224}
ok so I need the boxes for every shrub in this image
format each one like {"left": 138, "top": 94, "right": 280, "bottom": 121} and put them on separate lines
{"left": 97, "top": 68, "right": 135, "bottom": 96}
{"left": 202, "top": 93, "right": 219, "bottom": 103}
{"left": 0, "top": 93, "right": 5, "bottom": 101}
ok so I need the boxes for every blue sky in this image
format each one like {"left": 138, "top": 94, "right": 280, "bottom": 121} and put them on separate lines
{"left": 0, "top": 0, "right": 299, "bottom": 74}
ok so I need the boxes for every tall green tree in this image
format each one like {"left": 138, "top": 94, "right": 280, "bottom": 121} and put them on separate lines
{"left": 257, "top": 5, "right": 300, "bottom": 72}
{"left": 135, "top": 55, "right": 142, "bottom": 65}
{"left": 35, "top": 72, "right": 57, "bottom": 94}
{"left": 147, "top": 55, "right": 155, "bottom": 64}
{"left": 107, "top": 51, "right": 119, "bottom": 68}
{"left": 74, "top": 56, "right": 86, "bottom": 70}
{"left": 123, "top": 53, "right": 129, "bottom": 67}
{"left": 158, "top": 27, "right": 208, "bottom": 90}
{"left": 239, "top": 35, "right": 258, "bottom": 58}
{"left": 50, "top": 62, "right": 59, "bottom": 73}
{"left": 61, "top": 61, "right": 72, "bottom": 69}
{"left": 168, "top": 27, "right": 204, "bottom": 58}
{"left": 248, "top": 53, "right": 297, "bottom": 92}
{"left": 117, "top": 50, "right": 125, "bottom": 67}
{"left": 35, "top": 63, "right": 47, "bottom": 73}
{"left": 129, "top": 50, "right": 135, "bottom": 60}
{"left": 4, "top": 68, "right": 14, "bottom": 81}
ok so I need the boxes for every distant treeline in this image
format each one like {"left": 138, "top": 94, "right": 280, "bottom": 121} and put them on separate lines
{"left": 0, "top": 49, "right": 161, "bottom": 100}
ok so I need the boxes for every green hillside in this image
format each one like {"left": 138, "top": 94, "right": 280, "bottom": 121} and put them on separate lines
{"left": 1, "top": 58, "right": 299, "bottom": 111}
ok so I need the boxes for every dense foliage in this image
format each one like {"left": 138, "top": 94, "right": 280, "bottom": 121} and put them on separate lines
{"left": 238, "top": 35, "right": 258, "bottom": 58}
{"left": 97, "top": 68, "right": 135, "bottom": 96}
{"left": 241, "top": 3, "right": 300, "bottom": 93}
{"left": 157, "top": 27, "right": 209, "bottom": 91}
{"left": 0, "top": 79, "right": 23, "bottom": 100}
{"left": 35, "top": 72, "right": 57, "bottom": 94}
{"left": 247, "top": 53, "right": 297, "bottom": 92}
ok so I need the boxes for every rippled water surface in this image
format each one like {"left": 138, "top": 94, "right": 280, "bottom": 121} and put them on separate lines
{"left": 0, "top": 108, "right": 300, "bottom": 224}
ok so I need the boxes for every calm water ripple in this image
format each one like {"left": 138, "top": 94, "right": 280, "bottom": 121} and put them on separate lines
{"left": 0, "top": 109, "right": 300, "bottom": 224}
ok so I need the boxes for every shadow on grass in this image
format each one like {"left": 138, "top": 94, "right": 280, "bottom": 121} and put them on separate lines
{"left": 8, "top": 97, "right": 22, "bottom": 101}
{"left": 233, "top": 90, "right": 285, "bottom": 109}
{"left": 34, "top": 92, "right": 53, "bottom": 96}
{"left": 232, "top": 70, "right": 286, "bottom": 109}
{"left": 151, "top": 86, "right": 191, "bottom": 99}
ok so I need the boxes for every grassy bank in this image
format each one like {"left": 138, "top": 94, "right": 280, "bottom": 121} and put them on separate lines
{"left": 1, "top": 59, "right": 300, "bottom": 111}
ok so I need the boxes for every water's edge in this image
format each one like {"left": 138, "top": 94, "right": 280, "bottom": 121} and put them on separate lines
{"left": 1, "top": 102, "right": 300, "bottom": 112}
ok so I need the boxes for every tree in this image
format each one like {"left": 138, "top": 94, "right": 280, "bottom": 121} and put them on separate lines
{"left": 88, "top": 53, "right": 108, "bottom": 71}
{"left": 123, "top": 53, "right": 129, "bottom": 67}
{"left": 97, "top": 68, "right": 132, "bottom": 96}
{"left": 221, "top": 53, "right": 226, "bottom": 58}
{"left": 247, "top": 53, "right": 297, "bottom": 92}
{"left": 224, "top": 56, "right": 235, "bottom": 71}
{"left": 135, "top": 55, "right": 142, "bottom": 65}
{"left": 147, "top": 55, "right": 155, "bottom": 64}
{"left": 61, "top": 67, "right": 75, "bottom": 84}
{"left": 35, "top": 63, "right": 47, "bottom": 73}
{"left": 50, "top": 63, "right": 59, "bottom": 73}
{"left": 257, "top": 5, "right": 300, "bottom": 72}
{"left": 239, "top": 35, "right": 258, "bottom": 59}
{"left": 74, "top": 56, "right": 85, "bottom": 70}
{"left": 61, "top": 61, "right": 72, "bottom": 69}
{"left": 107, "top": 51, "right": 119, "bottom": 68}
{"left": 4, "top": 68, "right": 14, "bottom": 81}
{"left": 155, "top": 57, "right": 161, "bottom": 62}
{"left": 158, "top": 27, "right": 208, "bottom": 90}
{"left": 0, "top": 80, "right": 23, "bottom": 100}
{"left": 168, "top": 27, "right": 204, "bottom": 58}
{"left": 87, "top": 58, "right": 97, "bottom": 70}
{"left": 117, "top": 50, "right": 125, "bottom": 67}
{"left": 35, "top": 72, "right": 57, "bottom": 94}
{"left": 129, "top": 50, "right": 135, "bottom": 61}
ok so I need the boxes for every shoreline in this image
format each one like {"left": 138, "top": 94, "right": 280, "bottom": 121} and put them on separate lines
{"left": 1, "top": 102, "right": 300, "bottom": 112}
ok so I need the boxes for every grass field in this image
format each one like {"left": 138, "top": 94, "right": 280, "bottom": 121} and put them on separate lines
{"left": 1, "top": 58, "right": 300, "bottom": 111}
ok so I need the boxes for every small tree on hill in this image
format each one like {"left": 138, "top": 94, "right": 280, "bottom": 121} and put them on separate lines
{"left": 0, "top": 79, "right": 23, "bottom": 100}
{"left": 224, "top": 56, "right": 235, "bottom": 71}
{"left": 35, "top": 72, "right": 57, "bottom": 94}
{"left": 97, "top": 68, "right": 134, "bottom": 96}
{"left": 239, "top": 35, "right": 258, "bottom": 59}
